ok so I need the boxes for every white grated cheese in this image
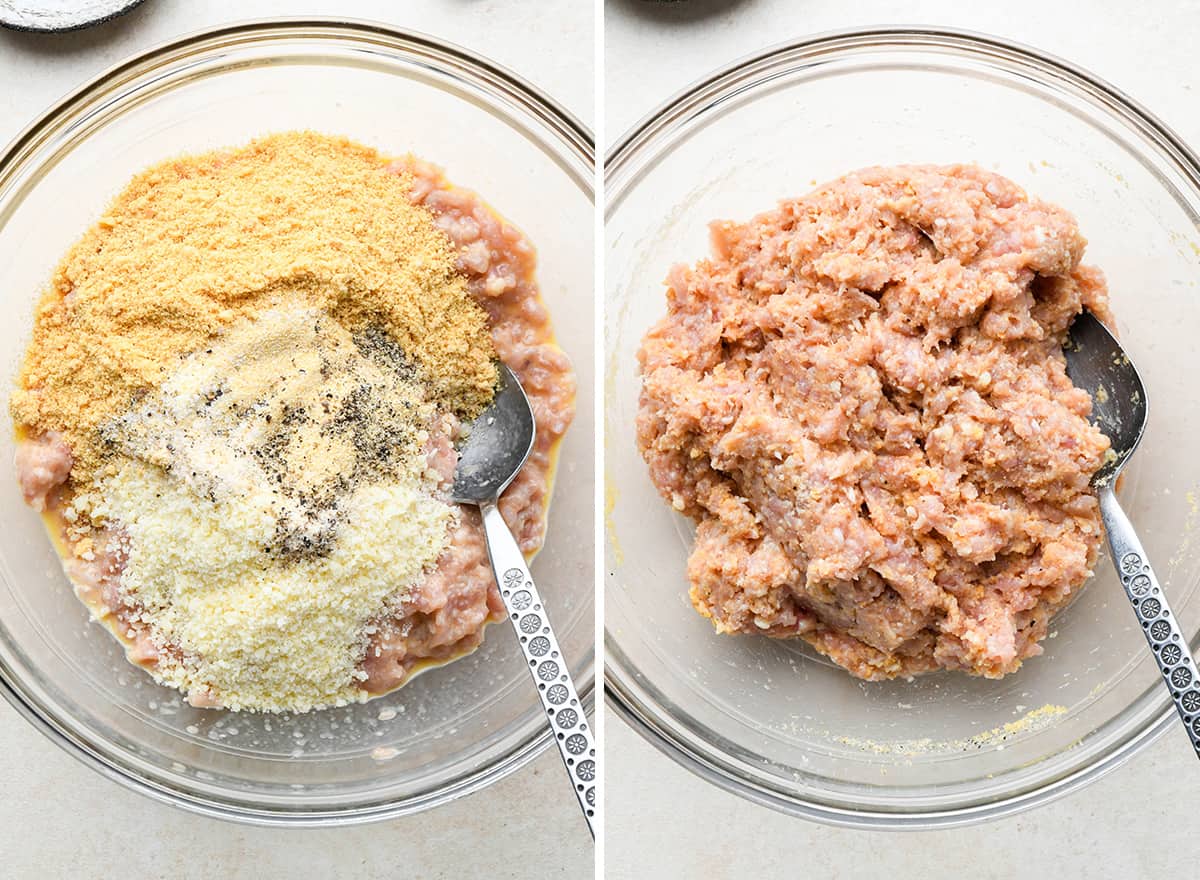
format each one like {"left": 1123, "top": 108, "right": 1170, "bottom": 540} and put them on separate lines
{"left": 93, "top": 457, "right": 455, "bottom": 712}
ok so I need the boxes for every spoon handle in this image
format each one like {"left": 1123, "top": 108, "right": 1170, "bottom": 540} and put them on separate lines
{"left": 1100, "top": 489, "right": 1200, "bottom": 757}
{"left": 479, "top": 501, "right": 597, "bottom": 838}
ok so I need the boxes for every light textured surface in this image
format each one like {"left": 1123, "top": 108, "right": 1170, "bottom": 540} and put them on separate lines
{"left": 606, "top": 0, "right": 1200, "bottom": 877}
{"left": 0, "top": 2, "right": 593, "bottom": 878}
{"left": 608, "top": 717, "right": 1197, "bottom": 878}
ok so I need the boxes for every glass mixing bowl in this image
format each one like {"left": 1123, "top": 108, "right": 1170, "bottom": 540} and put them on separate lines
{"left": 0, "top": 20, "right": 594, "bottom": 825}
{"left": 605, "top": 27, "right": 1200, "bottom": 828}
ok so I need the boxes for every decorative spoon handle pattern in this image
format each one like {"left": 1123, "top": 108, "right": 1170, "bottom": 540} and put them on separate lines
{"left": 481, "top": 502, "right": 598, "bottom": 837}
{"left": 1100, "top": 490, "right": 1200, "bottom": 757}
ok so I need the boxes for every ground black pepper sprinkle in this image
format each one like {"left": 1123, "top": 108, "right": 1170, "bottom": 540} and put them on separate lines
{"left": 103, "top": 306, "right": 444, "bottom": 562}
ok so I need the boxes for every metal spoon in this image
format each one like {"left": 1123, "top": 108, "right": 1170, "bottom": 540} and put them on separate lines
{"left": 451, "top": 363, "right": 597, "bottom": 837}
{"left": 1064, "top": 310, "right": 1200, "bottom": 757}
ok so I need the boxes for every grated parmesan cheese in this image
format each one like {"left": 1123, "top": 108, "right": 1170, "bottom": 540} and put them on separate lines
{"left": 91, "top": 458, "right": 455, "bottom": 712}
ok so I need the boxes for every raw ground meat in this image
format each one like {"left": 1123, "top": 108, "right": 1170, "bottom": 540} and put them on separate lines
{"left": 637, "top": 165, "right": 1112, "bottom": 680}
{"left": 15, "top": 433, "right": 71, "bottom": 512}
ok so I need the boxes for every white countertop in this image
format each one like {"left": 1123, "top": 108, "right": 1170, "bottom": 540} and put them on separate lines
{"left": 0, "top": 2, "right": 593, "bottom": 878}
{"left": 605, "top": 1, "right": 1200, "bottom": 877}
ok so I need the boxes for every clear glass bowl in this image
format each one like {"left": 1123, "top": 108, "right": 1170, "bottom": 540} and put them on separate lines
{"left": 605, "top": 27, "right": 1200, "bottom": 828}
{"left": 0, "top": 20, "right": 594, "bottom": 825}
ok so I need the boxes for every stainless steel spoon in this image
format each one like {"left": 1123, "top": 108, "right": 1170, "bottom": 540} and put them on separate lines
{"left": 451, "top": 364, "right": 597, "bottom": 837}
{"left": 1064, "top": 310, "right": 1200, "bottom": 757}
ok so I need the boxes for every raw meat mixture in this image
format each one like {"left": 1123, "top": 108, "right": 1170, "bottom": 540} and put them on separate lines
{"left": 361, "top": 158, "right": 575, "bottom": 694}
{"left": 16, "top": 157, "right": 574, "bottom": 708}
{"left": 637, "top": 165, "right": 1112, "bottom": 680}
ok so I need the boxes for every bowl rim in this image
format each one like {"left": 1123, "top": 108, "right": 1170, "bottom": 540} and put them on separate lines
{"left": 0, "top": 15, "right": 595, "bottom": 828}
{"left": 603, "top": 24, "right": 1198, "bottom": 830}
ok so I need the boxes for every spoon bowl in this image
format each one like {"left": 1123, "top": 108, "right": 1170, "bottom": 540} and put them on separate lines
{"left": 451, "top": 365, "right": 536, "bottom": 505}
{"left": 1063, "top": 310, "right": 1148, "bottom": 487}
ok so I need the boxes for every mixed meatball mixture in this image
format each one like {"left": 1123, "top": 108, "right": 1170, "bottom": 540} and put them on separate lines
{"left": 638, "top": 165, "right": 1112, "bottom": 680}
